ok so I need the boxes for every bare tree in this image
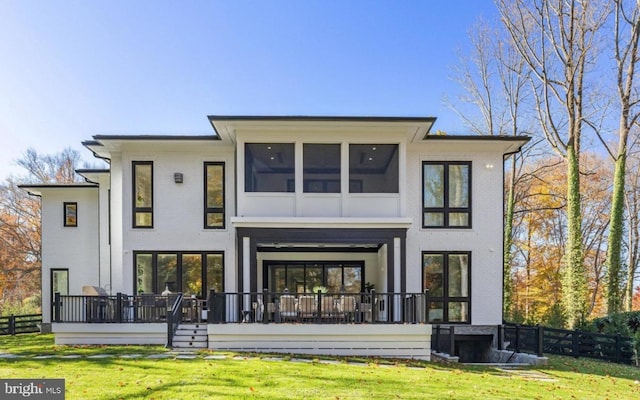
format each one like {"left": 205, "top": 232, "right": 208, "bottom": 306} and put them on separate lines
{"left": 598, "top": 0, "right": 640, "bottom": 314}
{"left": 496, "top": 0, "right": 610, "bottom": 327}
{"left": 0, "top": 148, "right": 82, "bottom": 314}
{"left": 447, "top": 18, "right": 535, "bottom": 318}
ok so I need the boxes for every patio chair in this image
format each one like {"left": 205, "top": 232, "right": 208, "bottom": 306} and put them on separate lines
{"left": 297, "top": 295, "right": 316, "bottom": 319}
{"left": 279, "top": 295, "right": 297, "bottom": 321}
{"left": 339, "top": 295, "right": 357, "bottom": 322}
{"left": 320, "top": 296, "right": 336, "bottom": 319}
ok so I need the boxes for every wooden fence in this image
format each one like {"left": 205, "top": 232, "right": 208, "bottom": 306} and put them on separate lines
{"left": 0, "top": 314, "right": 42, "bottom": 335}
{"left": 503, "top": 323, "right": 637, "bottom": 365}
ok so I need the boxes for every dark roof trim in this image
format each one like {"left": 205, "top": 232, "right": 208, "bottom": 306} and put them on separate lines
{"left": 92, "top": 134, "right": 219, "bottom": 141}
{"left": 423, "top": 134, "right": 531, "bottom": 142}
{"left": 18, "top": 184, "right": 98, "bottom": 189}
{"left": 76, "top": 168, "right": 110, "bottom": 174}
{"left": 208, "top": 115, "right": 437, "bottom": 123}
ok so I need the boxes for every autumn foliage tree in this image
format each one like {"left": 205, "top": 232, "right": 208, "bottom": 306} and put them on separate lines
{"left": 0, "top": 148, "right": 82, "bottom": 315}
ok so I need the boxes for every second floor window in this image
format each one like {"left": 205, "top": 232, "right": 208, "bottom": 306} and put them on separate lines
{"left": 422, "top": 161, "right": 471, "bottom": 228}
{"left": 63, "top": 202, "right": 77, "bottom": 227}
{"left": 303, "top": 144, "right": 341, "bottom": 193}
{"left": 204, "top": 162, "right": 225, "bottom": 228}
{"left": 245, "top": 143, "right": 295, "bottom": 192}
{"left": 133, "top": 161, "right": 153, "bottom": 228}
{"left": 349, "top": 144, "right": 399, "bottom": 193}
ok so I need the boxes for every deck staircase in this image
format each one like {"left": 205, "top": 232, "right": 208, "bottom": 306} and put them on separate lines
{"left": 171, "top": 323, "right": 208, "bottom": 350}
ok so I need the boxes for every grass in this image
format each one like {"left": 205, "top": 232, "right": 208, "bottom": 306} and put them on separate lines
{"left": 1, "top": 334, "right": 639, "bottom": 399}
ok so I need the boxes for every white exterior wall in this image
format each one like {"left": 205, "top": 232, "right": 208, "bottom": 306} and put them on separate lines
{"left": 114, "top": 142, "right": 236, "bottom": 294}
{"left": 40, "top": 187, "right": 100, "bottom": 323}
{"left": 405, "top": 141, "right": 506, "bottom": 325}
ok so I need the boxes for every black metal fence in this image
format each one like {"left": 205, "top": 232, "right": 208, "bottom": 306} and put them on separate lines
{"left": 431, "top": 325, "right": 456, "bottom": 355}
{"left": 207, "top": 290, "right": 429, "bottom": 324}
{"left": 503, "top": 323, "right": 637, "bottom": 364}
{"left": 0, "top": 314, "right": 42, "bottom": 335}
{"left": 53, "top": 293, "right": 174, "bottom": 323}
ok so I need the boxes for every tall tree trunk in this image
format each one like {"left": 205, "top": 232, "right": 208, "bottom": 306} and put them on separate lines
{"left": 607, "top": 151, "right": 626, "bottom": 314}
{"left": 563, "top": 144, "right": 587, "bottom": 328}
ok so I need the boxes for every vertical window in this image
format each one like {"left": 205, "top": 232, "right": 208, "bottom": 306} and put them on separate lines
{"left": 157, "top": 254, "right": 178, "bottom": 293}
{"left": 423, "top": 252, "right": 470, "bottom": 323}
{"left": 206, "top": 253, "right": 224, "bottom": 293}
{"left": 245, "top": 143, "right": 295, "bottom": 192}
{"left": 50, "top": 268, "right": 69, "bottom": 318}
{"left": 422, "top": 161, "right": 471, "bottom": 228}
{"left": 182, "top": 254, "right": 202, "bottom": 295}
{"left": 303, "top": 144, "right": 341, "bottom": 193}
{"left": 51, "top": 269, "right": 69, "bottom": 295}
{"left": 204, "top": 162, "right": 225, "bottom": 228}
{"left": 132, "top": 161, "right": 153, "bottom": 228}
{"left": 135, "top": 253, "right": 153, "bottom": 294}
{"left": 63, "top": 202, "right": 77, "bottom": 227}
{"left": 349, "top": 144, "right": 399, "bottom": 193}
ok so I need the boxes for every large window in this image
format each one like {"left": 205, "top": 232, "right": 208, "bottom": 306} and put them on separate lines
{"left": 349, "top": 144, "right": 398, "bottom": 193}
{"left": 245, "top": 143, "right": 295, "bottom": 192}
{"left": 135, "top": 251, "right": 224, "bottom": 297}
{"left": 422, "top": 161, "right": 471, "bottom": 228}
{"left": 204, "top": 162, "right": 225, "bottom": 228}
{"left": 423, "top": 252, "right": 470, "bottom": 323}
{"left": 265, "top": 261, "right": 363, "bottom": 293}
{"left": 132, "top": 161, "right": 153, "bottom": 228}
{"left": 303, "top": 144, "right": 341, "bottom": 193}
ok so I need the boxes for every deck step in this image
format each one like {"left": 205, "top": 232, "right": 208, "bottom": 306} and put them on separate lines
{"left": 171, "top": 323, "right": 208, "bottom": 349}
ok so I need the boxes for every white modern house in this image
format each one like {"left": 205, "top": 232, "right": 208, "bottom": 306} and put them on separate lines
{"left": 22, "top": 116, "right": 528, "bottom": 360}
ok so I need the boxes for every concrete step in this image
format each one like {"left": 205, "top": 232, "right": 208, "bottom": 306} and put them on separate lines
{"left": 178, "top": 323, "right": 206, "bottom": 330}
{"left": 175, "top": 328, "right": 207, "bottom": 335}
{"left": 171, "top": 323, "right": 208, "bottom": 349}
{"left": 172, "top": 341, "right": 208, "bottom": 349}
{"left": 173, "top": 335, "right": 208, "bottom": 343}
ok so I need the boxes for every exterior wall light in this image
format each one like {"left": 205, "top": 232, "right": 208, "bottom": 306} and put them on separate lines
{"left": 174, "top": 173, "right": 184, "bottom": 183}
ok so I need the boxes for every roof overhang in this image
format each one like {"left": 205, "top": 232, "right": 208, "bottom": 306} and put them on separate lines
{"left": 83, "top": 134, "right": 221, "bottom": 160}
{"left": 19, "top": 183, "right": 98, "bottom": 197}
{"left": 208, "top": 115, "right": 437, "bottom": 144}
{"left": 420, "top": 135, "right": 531, "bottom": 155}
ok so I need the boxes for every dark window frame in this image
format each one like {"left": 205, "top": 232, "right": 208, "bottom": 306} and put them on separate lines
{"left": 422, "top": 251, "right": 471, "bottom": 324}
{"left": 204, "top": 162, "right": 225, "bottom": 229}
{"left": 50, "top": 268, "right": 69, "bottom": 319}
{"left": 133, "top": 251, "right": 224, "bottom": 298}
{"left": 422, "top": 161, "right": 472, "bottom": 228}
{"left": 132, "top": 161, "right": 154, "bottom": 228}
{"left": 263, "top": 260, "right": 365, "bottom": 293}
{"left": 63, "top": 202, "right": 78, "bottom": 227}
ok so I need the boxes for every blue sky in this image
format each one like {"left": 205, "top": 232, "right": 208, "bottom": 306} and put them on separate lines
{"left": 0, "top": 1, "right": 497, "bottom": 178}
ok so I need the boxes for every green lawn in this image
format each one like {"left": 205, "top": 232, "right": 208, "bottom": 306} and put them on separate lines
{"left": 1, "top": 334, "right": 639, "bottom": 399}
